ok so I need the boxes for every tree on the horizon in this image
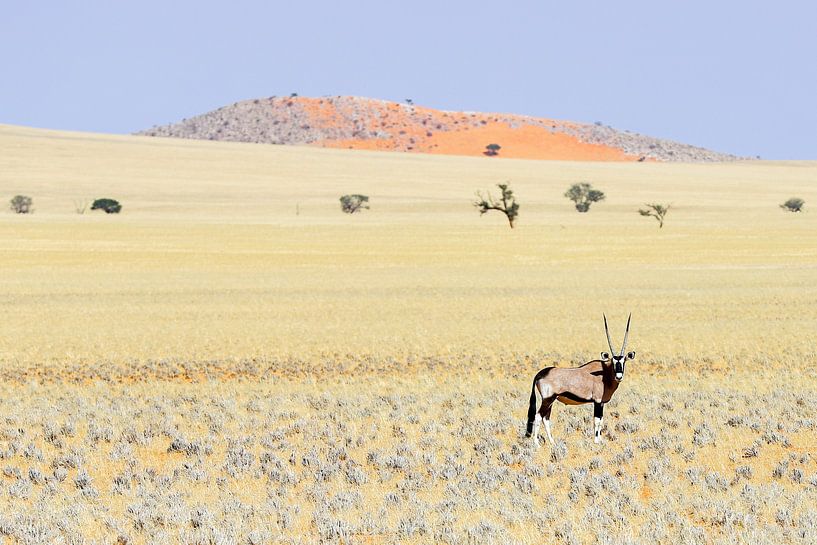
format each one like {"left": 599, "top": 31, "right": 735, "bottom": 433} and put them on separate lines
{"left": 780, "top": 197, "right": 805, "bottom": 212}
{"left": 473, "top": 183, "right": 519, "bottom": 228}
{"left": 484, "top": 143, "right": 501, "bottom": 157}
{"left": 565, "top": 182, "right": 605, "bottom": 213}
{"left": 340, "top": 194, "right": 370, "bottom": 214}
{"left": 638, "top": 203, "right": 671, "bottom": 228}
{"left": 91, "top": 198, "right": 122, "bottom": 214}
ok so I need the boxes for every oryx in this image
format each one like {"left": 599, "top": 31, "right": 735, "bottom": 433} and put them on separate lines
{"left": 525, "top": 314, "right": 635, "bottom": 446}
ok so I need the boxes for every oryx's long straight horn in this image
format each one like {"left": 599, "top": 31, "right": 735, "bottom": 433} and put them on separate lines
{"left": 620, "top": 313, "right": 632, "bottom": 356}
{"left": 603, "top": 313, "right": 616, "bottom": 355}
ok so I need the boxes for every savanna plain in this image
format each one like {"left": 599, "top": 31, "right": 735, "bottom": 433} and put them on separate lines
{"left": 1, "top": 124, "right": 816, "bottom": 544}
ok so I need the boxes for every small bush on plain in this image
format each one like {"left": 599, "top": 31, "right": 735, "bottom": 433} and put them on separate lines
{"left": 339, "top": 194, "right": 369, "bottom": 214}
{"left": 9, "top": 195, "right": 33, "bottom": 214}
{"left": 780, "top": 197, "right": 804, "bottom": 212}
{"left": 91, "top": 198, "right": 122, "bottom": 214}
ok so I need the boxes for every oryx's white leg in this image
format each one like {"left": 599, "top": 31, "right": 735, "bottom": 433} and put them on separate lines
{"left": 544, "top": 417, "right": 555, "bottom": 445}
{"left": 541, "top": 399, "right": 555, "bottom": 446}
{"left": 532, "top": 414, "right": 542, "bottom": 447}
{"left": 593, "top": 402, "right": 604, "bottom": 444}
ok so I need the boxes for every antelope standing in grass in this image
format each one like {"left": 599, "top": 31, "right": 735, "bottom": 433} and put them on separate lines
{"left": 525, "top": 314, "right": 635, "bottom": 446}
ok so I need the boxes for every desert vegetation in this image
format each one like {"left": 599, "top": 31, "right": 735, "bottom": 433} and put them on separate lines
{"left": 565, "top": 182, "right": 605, "bottom": 212}
{"left": 73, "top": 199, "right": 89, "bottom": 215}
{"left": 0, "top": 124, "right": 815, "bottom": 543}
{"left": 639, "top": 203, "right": 671, "bottom": 228}
{"left": 0, "top": 369, "right": 815, "bottom": 545}
{"left": 473, "top": 183, "right": 519, "bottom": 228}
{"left": 340, "top": 194, "right": 370, "bottom": 214}
{"left": 484, "top": 143, "right": 502, "bottom": 156}
{"left": 9, "top": 194, "right": 33, "bottom": 214}
{"left": 91, "top": 198, "right": 122, "bottom": 214}
{"left": 780, "top": 197, "right": 805, "bottom": 212}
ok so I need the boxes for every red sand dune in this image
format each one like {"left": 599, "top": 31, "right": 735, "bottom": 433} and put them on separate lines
{"left": 326, "top": 124, "right": 634, "bottom": 161}
{"left": 298, "top": 98, "right": 635, "bottom": 161}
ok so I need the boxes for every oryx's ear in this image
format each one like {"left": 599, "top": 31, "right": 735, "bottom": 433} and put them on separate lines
{"left": 601, "top": 352, "right": 611, "bottom": 361}
{"left": 627, "top": 351, "right": 636, "bottom": 360}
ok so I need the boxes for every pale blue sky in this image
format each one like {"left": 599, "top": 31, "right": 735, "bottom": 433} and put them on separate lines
{"left": 2, "top": 0, "right": 815, "bottom": 159}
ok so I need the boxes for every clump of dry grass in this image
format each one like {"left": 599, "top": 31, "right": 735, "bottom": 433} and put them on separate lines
{"left": 0, "top": 365, "right": 815, "bottom": 544}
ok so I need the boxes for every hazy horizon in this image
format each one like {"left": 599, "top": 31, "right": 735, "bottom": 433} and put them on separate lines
{"left": 2, "top": 0, "right": 816, "bottom": 159}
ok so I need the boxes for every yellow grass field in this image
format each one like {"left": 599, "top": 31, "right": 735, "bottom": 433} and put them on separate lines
{"left": 0, "top": 123, "right": 816, "bottom": 544}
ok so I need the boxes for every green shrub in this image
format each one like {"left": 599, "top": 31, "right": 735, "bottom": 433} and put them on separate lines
{"left": 780, "top": 197, "right": 804, "bottom": 212}
{"left": 484, "top": 143, "right": 501, "bottom": 157}
{"left": 339, "top": 194, "right": 369, "bottom": 214}
{"left": 9, "top": 195, "right": 33, "bottom": 214}
{"left": 91, "top": 198, "right": 122, "bottom": 214}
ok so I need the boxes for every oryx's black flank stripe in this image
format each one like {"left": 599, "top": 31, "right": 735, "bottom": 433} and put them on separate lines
{"left": 557, "top": 391, "right": 592, "bottom": 404}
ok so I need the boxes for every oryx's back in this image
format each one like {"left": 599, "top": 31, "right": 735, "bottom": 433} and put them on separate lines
{"left": 533, "top": 361, "right": 606, "bottom": 403}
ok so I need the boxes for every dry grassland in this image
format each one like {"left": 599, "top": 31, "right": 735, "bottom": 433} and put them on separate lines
{"left": 0, "top": 124, "right": 816, "bottom": 544}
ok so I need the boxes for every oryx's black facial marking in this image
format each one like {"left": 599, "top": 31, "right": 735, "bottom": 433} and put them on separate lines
{"left": 612, "top": 355, "right": 626, "bottom": 382}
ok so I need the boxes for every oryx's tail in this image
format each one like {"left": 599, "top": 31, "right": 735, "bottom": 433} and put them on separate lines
{"left": 525, "top": 378, "right": 537, "bottom": 437}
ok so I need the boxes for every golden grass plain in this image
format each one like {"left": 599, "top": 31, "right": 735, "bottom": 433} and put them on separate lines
{"left": 0, "top": 124, "right": 816, "bottom": 544}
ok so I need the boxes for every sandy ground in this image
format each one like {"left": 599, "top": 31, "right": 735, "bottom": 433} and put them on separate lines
{"left": 0, "top": 124, "right": 815, "bottom": 543}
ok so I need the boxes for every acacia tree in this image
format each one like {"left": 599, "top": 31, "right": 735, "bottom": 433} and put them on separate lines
{"left": 780, "top": 197, "right": 805, "bottom": 212}
{"left": 473, "top": 183, "right": 519, "bottom": 228}
{"left": 638, "top": 203, "right": 671, "bottom": 228}
{"left": 565, "top": 183, "right": 605, "bottom": 212}
{"left": 339, "top": 194, "right": 369, "bottom": 214}
{"left": 484, "top": 143, "right": 501, "bottom": 156}
{"left": 9, "top": 195, "right": 33, "bottom": 214}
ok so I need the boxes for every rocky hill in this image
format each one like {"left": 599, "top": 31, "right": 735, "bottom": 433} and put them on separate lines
{"left": 138, "top": 96, "right": 743, "bottom": 162}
